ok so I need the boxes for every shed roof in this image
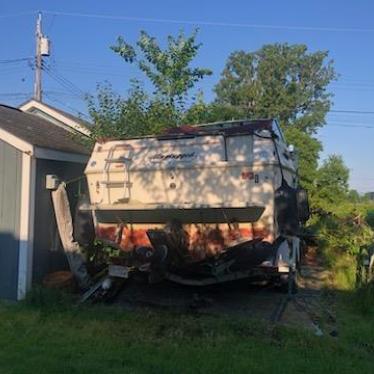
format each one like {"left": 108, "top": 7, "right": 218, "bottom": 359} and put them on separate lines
{"left": 0, "top": 104, "right": 89, "bottom": 155}
{"left": 19, "top": 99, "right": 91, "bottom": 137}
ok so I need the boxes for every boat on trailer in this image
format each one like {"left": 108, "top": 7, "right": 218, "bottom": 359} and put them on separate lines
{"left": 82, "top": 119, "right": 309, "bottom": 288}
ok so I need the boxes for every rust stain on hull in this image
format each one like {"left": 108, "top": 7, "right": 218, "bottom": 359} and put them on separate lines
{"left": 96, "top": 222, "right": 272, "bottom": 261}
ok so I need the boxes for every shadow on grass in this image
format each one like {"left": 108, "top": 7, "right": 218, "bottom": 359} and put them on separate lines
{"left": 0, "top": 280, "right": 372, "bottom": 373}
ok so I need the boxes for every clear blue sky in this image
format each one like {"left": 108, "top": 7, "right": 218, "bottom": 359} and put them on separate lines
{"left": 1, "top": 1, "right": 374, "bottom": 192}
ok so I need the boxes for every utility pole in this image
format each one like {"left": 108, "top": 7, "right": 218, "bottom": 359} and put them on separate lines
{"left": 34, "top": 13, "right": 42, "bottom": 101}
{"left": 33, "top": 12, "right": 50, "bottom": 102}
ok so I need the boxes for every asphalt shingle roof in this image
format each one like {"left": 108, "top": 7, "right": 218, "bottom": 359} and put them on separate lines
{"left": 0, "top": 104, "right": 90, "bottom": 155}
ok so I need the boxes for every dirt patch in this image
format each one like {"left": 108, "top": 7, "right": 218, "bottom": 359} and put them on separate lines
{"left": 299, "top": 246, "right": 333, "bottom": 290}
{"left": 281, "top": 246, "right": 337, "bottom": 335}
{"left": 117, "top": 279, "right": 285, "bottom": 320}
{"left": 114, "top": 247, "right": 337, "bottom": 334}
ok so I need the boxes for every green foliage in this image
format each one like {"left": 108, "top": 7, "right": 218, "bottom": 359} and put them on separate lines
{"left": 315, "top": 214, "right": 373, "bottom": 258}
{"left": 347, "top": 189, "right": 361, "bottom": 203}
{"left": 83, "top": 239, "right": 121, "bottom": 268}
{"left": 311, "top": 201, "right": 374, "bottom": 296}
{"left": 365, "top": 209, "right": 374, "bottom": 229}
{"left": 183, "top": 93, "right": 243, "bottom": 124}
{"left": 111, "top": 29, "right": 212, "bottom": 107}
{"left": 215, "top": 43, "right": 336, "bottom": 134}
{"left": 283, "top": 126, "right": 322, "bottom": 191}
{"left": 87, "top": 29, "right": 214, "bottom": 140}
{"left": 314, "top": 155, "right": 350, "bottom": 209}
{"left": 308, "top": 155, "right": 364, "bottom": 281}
{"left": 87, "top": 81, "right": 179, "bottom": 141}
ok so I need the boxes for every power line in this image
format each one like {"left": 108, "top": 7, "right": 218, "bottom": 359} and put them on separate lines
{"left": 330, "top": 109, "right": 374, "bottom": 115}
{"left": 0, "top": 68, "right": 29, "bottom": 75}
{"left": 328, "top": 117, "right": 374, "bottom": 124}
{"left": 0, "top": 57, "right": 32, "bottom": 64}
{"left": 46, "top": 13, "right": 57, "bottom": 34}
{"left": 331, "top": 86, "right": 374, "bottom": 92}
{"left": 332, "top": 83, "right": 374, "bottom": 89}
{"left": 0, "top": 92, "right": 32, "bottom": 97}
{"left": 48, "top": 60, "right": 374, "bottom": 88}
{"left": 43, "top": 69, "right": 84, "bottom": 98}
{"left": 43, "top": 90, "right": 87, "bottom": 98}
{"left": 44, "top": 92, "right": 90, "bottom": 120}
{"left": 0, "top": 91, "right": 84, "bottom": 99}
{"left": 1, "top": 9, "right": 373, "bottom": 34}
{"left": 42, "top": 63, "right": 87, "bottom": 99}
{"left": 326, "top": 123, "right": 374, "bottom": 129}
{"left": 46, "top": 65, "right": 86, "bottom": 96}
{"left": 55, "top": 66, "right": 128, "bottom": 78}
{"left": 42, "top": 10, "right": 374, "bottom": 33}
{"left": 0, "top": 57, "right": 32, "bottom": 75}
{"left": 54, "top": 60, "right": 119, "bottom": 69}
{"left": 350, "top": 177, "right": 374, "bottom": 181}
{"left": 0, "top": 11, "right": 36, "bottom": 19}
{"left": 335, "top": 80, "right": 374, "bottom": 87}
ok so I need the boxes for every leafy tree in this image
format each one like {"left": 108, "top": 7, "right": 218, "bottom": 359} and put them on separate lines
{"left": 183, "top": 92, "right": 242, "bottom": 125}
{"left": 215, "top": 44, "right": 336, "bottom": 134}
{"left": 348, "top": 189, "right": 361, "bottom": 203}
{"left": 314, "top": 154, "right": 350, "bottom": 206}
{"left": 87, "top": 81, "right": 179, "bottom": 142}
{"left": 87, "top": 29, "right": 213, "bottom": 141}
{"left": 111, "top": 29, "right": 212, "bottom": 108}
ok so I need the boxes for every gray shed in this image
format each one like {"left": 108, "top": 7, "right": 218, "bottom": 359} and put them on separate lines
{"left": 0, "top": 104, "right": 90, "bottom": 300}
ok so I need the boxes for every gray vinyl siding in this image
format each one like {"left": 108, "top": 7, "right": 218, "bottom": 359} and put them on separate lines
{"left": 32, "top": 158, "right": 86, "bottom": 282}
{"left": 0, "top": 139, "right": 22, "bottom": 300}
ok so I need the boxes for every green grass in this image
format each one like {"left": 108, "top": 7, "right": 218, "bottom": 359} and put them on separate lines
{"left": 329, "top": 253, "right": 357, "bottom": 290}
{"left": 0, "top": 290, "right": 373, "bottom": 374}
